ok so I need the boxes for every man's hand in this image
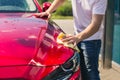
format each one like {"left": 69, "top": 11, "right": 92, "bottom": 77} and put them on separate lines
{"left": 62, "top": 34, "right": 80, "bottom": 47}
{"left": 34, "top": 11, "right": 51, "bottom": 19}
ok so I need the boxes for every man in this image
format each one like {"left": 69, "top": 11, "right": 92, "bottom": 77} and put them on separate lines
{"left": 36, "top": 0, "right": 107, "bottom": 80}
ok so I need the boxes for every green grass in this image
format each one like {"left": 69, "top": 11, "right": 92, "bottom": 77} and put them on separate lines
{"left": 51, "top": 15, "right": 73, "bottom": 19}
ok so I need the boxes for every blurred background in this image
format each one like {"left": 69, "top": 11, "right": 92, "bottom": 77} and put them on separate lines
{"left": 38, "top": 0, "right": 73, "bottom": 19}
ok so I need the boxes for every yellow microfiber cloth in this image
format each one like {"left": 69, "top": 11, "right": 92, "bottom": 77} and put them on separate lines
{"left": 57, "top": 32, "right": 80, "bottom": 52}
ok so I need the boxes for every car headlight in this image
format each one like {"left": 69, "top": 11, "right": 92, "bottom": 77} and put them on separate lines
{"left": 42, "top": 52, "right": 80, "bottom": 80}
{"left": 61, "top": 52, "right": 80, "bottom": 72}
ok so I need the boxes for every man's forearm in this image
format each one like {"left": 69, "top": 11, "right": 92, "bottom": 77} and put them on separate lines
{"left": 46, "top": 0, "right": 65, "bottom": 13}
{"left": 76, "top": 14, "right": 104, "bottom": 41}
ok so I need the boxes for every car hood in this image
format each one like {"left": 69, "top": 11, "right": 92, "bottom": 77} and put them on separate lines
{"left": 0, "top": 14, "right": 48, "bottom": 66}
{"left": 0, "top": 13, "right": 74, "bottom": 67}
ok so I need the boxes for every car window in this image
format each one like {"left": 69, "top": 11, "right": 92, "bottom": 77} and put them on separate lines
{"left": 0, "top": 0, "right": 37, "bottom": 12}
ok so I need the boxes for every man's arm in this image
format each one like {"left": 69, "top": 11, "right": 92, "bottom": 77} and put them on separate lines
{"left": 62, "top": 14, "right": 104, "bottom": 45}
{"left": 76, "top": 14, "right": 104, "bottom": 42}
{"left": 46, "top": 0, "right": 65, "bottom": 14}
{"left": 35, "top": 0, "right": 65, "bottom": 18}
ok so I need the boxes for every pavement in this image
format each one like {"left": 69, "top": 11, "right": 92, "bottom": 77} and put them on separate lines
{"left": 99, "top": 60, "right": 120, "bottom": 80}
{"left": 54, "top": 19, "right": 120, "bottom": 80}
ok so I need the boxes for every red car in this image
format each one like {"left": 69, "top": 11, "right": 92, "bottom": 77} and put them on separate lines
{"left": 0, "top": 0, "right": 81, "bottom": 80}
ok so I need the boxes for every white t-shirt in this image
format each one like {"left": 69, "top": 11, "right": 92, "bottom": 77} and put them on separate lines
{"left": 71, "top": 0, "right": 107, "bottom": 41}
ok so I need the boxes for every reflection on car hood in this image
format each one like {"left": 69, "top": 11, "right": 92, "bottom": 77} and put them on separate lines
{"left": 0, "top": 14, "right": 48, "bottom": 66}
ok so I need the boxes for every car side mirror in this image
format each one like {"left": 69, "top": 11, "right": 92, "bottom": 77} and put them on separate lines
{"left": 42, "top": 2, "right": 51, "bottom": 12}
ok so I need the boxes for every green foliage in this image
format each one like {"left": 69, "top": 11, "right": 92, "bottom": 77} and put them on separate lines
{"left": 38, "top": 0, "right": 52, "bottom": 4}
{"left": 38, "top": 0, "right": 73, "bottom": 16}
{"left": 54, "top": 2, "right": 72, "bottom": 16}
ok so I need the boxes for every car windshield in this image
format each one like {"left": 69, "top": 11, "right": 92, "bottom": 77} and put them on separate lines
{"left": 0, "top": 0, "right": 37, "bottom": 12}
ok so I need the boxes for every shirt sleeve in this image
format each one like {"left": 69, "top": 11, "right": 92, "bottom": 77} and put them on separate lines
{"left": 92, "top": 0, "right": 107, "bottom": 15}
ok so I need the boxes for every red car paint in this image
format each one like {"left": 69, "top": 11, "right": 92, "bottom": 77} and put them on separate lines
{"left": 42, "top": 2, "right": 51, "bottom": 12}
{"left": 0, "top": 0, "right": 81, "bottom": 80}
